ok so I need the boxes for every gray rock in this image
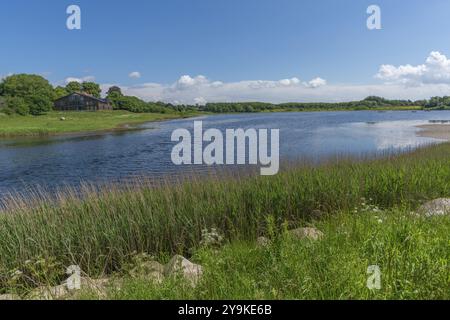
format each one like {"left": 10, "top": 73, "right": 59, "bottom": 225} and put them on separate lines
{"left": 289, "top": 227, "right": 324, "bottom": 241}
{"left": 0, "top": 294, "right": 21, "bottom": 300}
{"left": 27, "top": 277, "right": 111, "bottom": 300}
{"left": 257, "top": 236, "right": 271, "bottom": 248}
{"left": 27, "top": 284, "right": 68, "bottom": 300}
{"left": 164, "top": 255, "right": 203, "bottom": 285}
{"left": 418, "top": 198, "right": 450, "bottom": 217}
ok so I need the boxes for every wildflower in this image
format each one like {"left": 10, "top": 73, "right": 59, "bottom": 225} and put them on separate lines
{"left": 200, "top": 228, "right": 224, "bottom": 248}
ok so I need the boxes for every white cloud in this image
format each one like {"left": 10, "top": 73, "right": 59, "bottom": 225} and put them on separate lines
{"left": 376, "top": 51, "right": 450, "bottom": 85}
{"left": 65, "top": 76, "right": 95, "bottom": 84}
{"left": 109, "top": 75, "right": 450, "bottom": 105}
{"left": 175, "top": 75, "right": 209, "bottom": 89}
{"left": 129, "top": 71, "right": 141, "bottom": 79}
{"left": 305, "top": 77, "right": 327, "bottom": 88}
{"left": 104, "top": 74, "right": 332, "bottom": 104}
{"left": 97, "top": 51, "right": 450, "bottom": 104}
{"left": 194, "top": 97, "right": 207, "bottom": 106}
{"left": 278, "top": 77, "right": 300, "bottom": 86}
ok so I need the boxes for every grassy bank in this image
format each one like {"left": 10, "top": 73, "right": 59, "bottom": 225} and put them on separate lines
{"left": 2, "top": 106, "right": 440, "bottom": 139}
{"left": 0, "top": 110, "right": 200, "bottom": 137}
{"left": 0, "top": 107, "right": 430, "bottom": 138}
{"left": 0, "top": 143, "right": 449, "bottom": 298}
{"left": 82, "top": 209, "right": 450, "bottom": 300}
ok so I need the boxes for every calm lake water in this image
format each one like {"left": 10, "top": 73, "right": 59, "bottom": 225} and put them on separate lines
{"left": 1, "top": 110, "right": 450, "bottom": 200}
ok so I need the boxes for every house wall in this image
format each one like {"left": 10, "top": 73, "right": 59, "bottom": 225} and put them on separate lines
{"left": 54, "top": 94, "right": 112, "bottom": 111}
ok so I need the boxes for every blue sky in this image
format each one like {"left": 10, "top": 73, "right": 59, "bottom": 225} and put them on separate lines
{"left": 1, "top": 0, "right": 450, "bottom": 103}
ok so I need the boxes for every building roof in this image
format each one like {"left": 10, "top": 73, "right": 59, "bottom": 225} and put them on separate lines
{"left": 54, "top": 92, "right": 109, "bottom": 104}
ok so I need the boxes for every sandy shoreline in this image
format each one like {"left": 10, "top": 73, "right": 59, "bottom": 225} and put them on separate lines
{"left": 416, "top": 124, "right": 450, "bottom": 140}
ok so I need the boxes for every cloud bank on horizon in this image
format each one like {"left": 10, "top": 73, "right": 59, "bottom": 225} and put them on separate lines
{"left": 75, "top": 51, "right": 450, "bottom": 105}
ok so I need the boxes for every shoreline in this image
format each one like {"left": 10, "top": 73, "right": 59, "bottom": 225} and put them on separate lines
{"left": 0, "top": 111, "right": 202, "bottom": 139}
{"left": 416, "top": 124, "right": 450, "bottom": 140}
{"left": 0, "top": 142, "right": 449, "bottom": 299}
{"left": 1, "top": 108, "right": 448, "bottom": 139}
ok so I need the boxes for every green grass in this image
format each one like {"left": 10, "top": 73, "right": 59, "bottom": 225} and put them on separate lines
{"left": 0, "top": 143, "right": 449, "bottom": 299}
{"left": 0, "top": 110, "right": 200, "bottom": 137}
{"left": 93, "top": 209, "right": 450, "bottom": 300}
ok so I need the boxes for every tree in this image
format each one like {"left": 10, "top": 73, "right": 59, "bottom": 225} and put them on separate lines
{"left": 106, "top": 86, "right": 123, "bottom": 109}
{"left": 54, "top": 86, "right": 68, "bottom": 99}
{"left": 4, "top": 96, "right": 29, "bottom": 115}
{"left": 66, "top": 81, "right": 82, "bottom": 94}
{"left": 106, "top": 86, "right": 122, "bottom": 96}
{"left": 81, "top": 82, "right": 101, "bottom": 98}
{"left": 1, "top": 74, "right": 54, "bottom": 115}
{"left": 29, "top": 94, "right": 54, "bottom": 115}
{"left": 425, "top": 96, "right": 444, "bottom": 109}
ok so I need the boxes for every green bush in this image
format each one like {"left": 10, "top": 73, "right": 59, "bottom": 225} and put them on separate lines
{"left": 0, "top": 74, "right": 54, "bottom": 115}
{"left": 4, "top": 96, "right": 29, "bottom": 115}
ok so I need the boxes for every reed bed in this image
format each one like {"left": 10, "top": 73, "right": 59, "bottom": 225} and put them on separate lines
{"left": 0, "top": 143, "right": 449, "bottom": 292}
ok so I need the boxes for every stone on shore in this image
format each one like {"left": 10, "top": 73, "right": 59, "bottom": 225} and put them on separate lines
{"left": 257, "top": 236, "right": 271, "bottom": 248}
{"left": 418, "top": 198, "right": 450, "bottom": 217}
{"left": 164, "top": 255, "right": 203, "bottom": 285}
{"left": 0, "top": 294, "right": 21, "bottom": 300}
{"left": 27, "top": 284, "right": 68, "bottom": 300}
{"left": 289, "top": 227, "right": 324, "bottom": 241}
{"left": 27, "top": 277, "right": 111, "bottom": 300}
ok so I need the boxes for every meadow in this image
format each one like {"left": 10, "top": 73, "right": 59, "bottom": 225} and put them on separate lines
{"left": 89, "top": 209, "right": 450, "bottom": 300}
{"left": 0, "top": 110, "right": 199, "bottom": 137}
{"left": 0, "top": 142, "right": 449, "bottom": 299}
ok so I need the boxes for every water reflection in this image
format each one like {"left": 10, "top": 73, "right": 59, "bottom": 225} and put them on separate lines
{"left": 0, "top": 110, "right": 449, "bottom": 200}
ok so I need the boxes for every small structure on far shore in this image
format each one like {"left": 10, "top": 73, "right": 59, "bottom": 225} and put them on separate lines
{"left": 54, "top": 92, "right": 113, "bottom": 111}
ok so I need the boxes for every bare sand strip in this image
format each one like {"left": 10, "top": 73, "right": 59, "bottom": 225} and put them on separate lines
{"left": 416, "top": 124, "right": 450, "bottom": 140}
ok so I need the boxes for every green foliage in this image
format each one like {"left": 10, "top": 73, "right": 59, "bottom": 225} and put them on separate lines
{"left": 4, "top": 96, "right": 29, "bottom": 115}
{"left": 106, "top": 86, "right": 122, "bottom": 97}
{"left": 106, "top": 86, "right": 124, "bottom": 109}
{"left": 81, "top": 82, "right": 101, "bottom": 98}
{"left": 65, "top": 81, "right": 101, "bottom": 97}
{"left": 0, "top": 96, "right": 4, "bottom": 113}
{"left": 425, "top": 96, "right": 450, "bottom": 109}
{"left": 65, "top": 81, "right": 82, "bottom": 94}
{"left": 0, "top": 74, "right": 54, "bottom": 115}
{"left": 54, "top": 86, "right": 68, "bottom": 99}
{"left": 28, "top": 93, "right": 54, "bottom": 115}
{"left": 106, "top": 86, "right": 185, "bottom": 113}
{"left": 201, "top": 96, "right": 427, "bottom": 113}
{"left": 6, "top": 256, "right": 64, "bottom": 292}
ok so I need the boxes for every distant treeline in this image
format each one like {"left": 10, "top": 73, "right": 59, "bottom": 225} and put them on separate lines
{"left": 104, "top": 86, "right": 193, "bottom": 113}
{"left": 199, "top": 96, "right": 449, "bottom": 113}
{"left": 1, "top": 74, "right": 450, "bottom": 116}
